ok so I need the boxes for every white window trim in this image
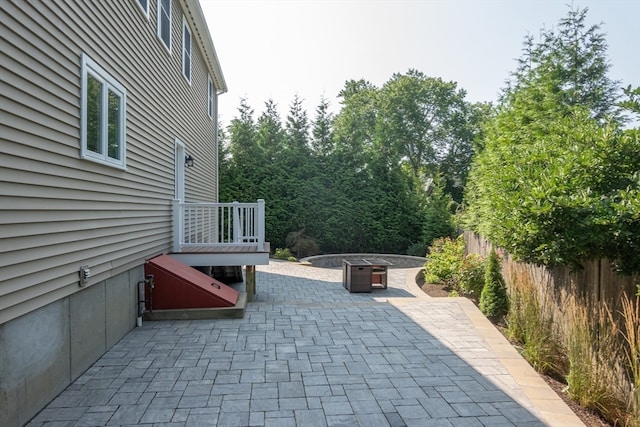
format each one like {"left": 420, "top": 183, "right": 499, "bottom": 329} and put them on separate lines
{"left": 208, "top": 74, "right": 214, "bottom": 118}
{"left": 136, "top": 0, "right": 149, "bottom": 18}
{"left": 157, "top": 0, "right": 171, "bottom": 53}
{"left": 182, "top": 15, "right": 192, "bottom": 83}
{"left": 80, "top": 53, "right": 127, "bottom": 169}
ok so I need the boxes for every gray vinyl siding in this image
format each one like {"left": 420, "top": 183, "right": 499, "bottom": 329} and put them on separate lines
{"left": 0, "top": 0, "right": 222, "bottom": 324}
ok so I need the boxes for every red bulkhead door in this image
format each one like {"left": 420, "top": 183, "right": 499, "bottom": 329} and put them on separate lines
{"left": 145, "top": 255, "right": 239, "bottom": 309}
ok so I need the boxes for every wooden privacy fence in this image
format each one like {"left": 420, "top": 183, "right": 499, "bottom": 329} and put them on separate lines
{"left": 465, "top": 231, "right": 639, "bottom": 421}
{"left": 464, "top": 231, "right": 638, "bottom": 311}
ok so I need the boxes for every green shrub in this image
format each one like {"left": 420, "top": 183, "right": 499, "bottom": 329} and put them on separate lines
{"left": 480, "top": 248, "right": 509, "bottom": 322}
{"left": 285, "top": 230, "right": 319, "bottom": 258}
{"left": 274, "top": 247, "right": 294, "bottom": 259}
{"left": 423, "top": 236, "right": 463, "bottom": 286}
{"left": 407, "top": 241, "right": 428, "bottom": 257}
{"left": 456, "top": 254, "right": 486, "bottom": 300}
{"left": 422, "top": 175, "right": 456, "bottom": 246}
{"left": 463, "top": 10, "right": 640, "bottom": 274}
{"left": 424, "top": 236, "right": 486, "bottom": 300}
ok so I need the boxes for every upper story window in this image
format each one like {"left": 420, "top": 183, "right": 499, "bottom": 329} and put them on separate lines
{"left": 182, "top": 16, "right": 191, "bottom": 83}
{"left": 80, "top": 54, "right": 127, "bottom": 169}
{"left": 208, "top": 75, "right": 214, "bottom": 118}
{"left": 157, "top": 0, "right": 171, "bottom": 52}
{"left": 136, "top": 0, "right": 149, "bottom": 18}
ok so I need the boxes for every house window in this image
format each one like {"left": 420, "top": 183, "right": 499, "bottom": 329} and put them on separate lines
{"left": 157, "top": 0, "right": 171, "bottom": 52}
{"left": 182, "top": 16, "right": 191, "bottom": 82}
{"left": 208, "top": 75, "right": 214, "bottom": 118}
{"left": 81, "top": 54, "right": 127, "bottom": 169}
{"left": 136, "top": 0, "right": 149, "bottom": 17}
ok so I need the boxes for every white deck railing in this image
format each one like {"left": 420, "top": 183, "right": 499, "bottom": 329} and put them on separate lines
{"left": 172, "top": 199, "right": 265, "bottom": 252}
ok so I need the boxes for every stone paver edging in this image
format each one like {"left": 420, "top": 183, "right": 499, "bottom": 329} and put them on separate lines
{"left": 400, "top": 266, "right": 582, "bottom": 426}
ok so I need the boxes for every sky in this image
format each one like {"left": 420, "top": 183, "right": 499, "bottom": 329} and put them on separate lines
{"left": 200, "top": 0, "right": 640, "bottom": 125}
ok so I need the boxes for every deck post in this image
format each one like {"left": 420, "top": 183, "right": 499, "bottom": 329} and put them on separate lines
{"left": 213, "top": 203, "right": 219, "bottom": 244}
{"left": 257, "top": 199, "right": 265, "bottom": 251}
{"left": 172, "top": 199, "right": 182, "bottom": 252}
{"left": 245, "top": 265, "right": 256, "bottom": 302}
{"left": 233, "top": 201, "right": 240, "bottom": 243}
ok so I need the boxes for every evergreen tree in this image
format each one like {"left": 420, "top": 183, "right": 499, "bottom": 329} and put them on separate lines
{"left": 222, "top": 99, "right": 259, "bottom": 202}
{"left": 480, "top": 248, "right": 509, "bottom": 322}
{"left": 228, "top": 99, "right": 258, "bottom": 166}
{"left": 254, "top": 100, "right": 289, "bottom": 249}
{"left": 311, "top": 96, "right": 334, "bottom": 157}
{"left": 504, "top": 7, "right": 621, "bottom": 121}
{"left": 257, "top": 99, "right": 285, "bottom": 162}
{"left": 422, "top": 174, "right": 456, "bottom": 246}
{"left": 285, "top": 95, "right": 311, "bottom": 159}
{"left": 464, "top": 7, "right": 640, "bottom": 272}
{"left": 217, "top": 120, "right": 231, "bottom": 200}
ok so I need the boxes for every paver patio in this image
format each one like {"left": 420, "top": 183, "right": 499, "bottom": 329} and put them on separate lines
{"left": 26, "top": 259, "right": 584, "bottom": 426}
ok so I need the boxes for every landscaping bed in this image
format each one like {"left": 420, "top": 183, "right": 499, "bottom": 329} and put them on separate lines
{"left": 417, "top": 271, "right": 611, "bottom": 427}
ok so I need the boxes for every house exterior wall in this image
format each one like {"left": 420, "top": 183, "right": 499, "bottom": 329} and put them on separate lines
{"left": 0, "top": 267, "right": 140, "bottom": 426}
{"left": 0, "top": 0, "right": 225, "bottom": 425}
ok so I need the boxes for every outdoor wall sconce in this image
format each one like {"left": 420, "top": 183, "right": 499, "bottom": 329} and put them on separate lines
{"left": 185, "top": 154, "right": 195, "bottom": 168}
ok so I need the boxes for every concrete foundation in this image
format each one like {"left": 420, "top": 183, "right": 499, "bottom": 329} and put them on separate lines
{"left": 0, "top": 267, "right": 141, "bottom": 427}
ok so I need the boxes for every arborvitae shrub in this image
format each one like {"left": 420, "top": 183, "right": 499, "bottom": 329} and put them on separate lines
{"left": 480, "top": 248, "right": 509, "bottom": 322}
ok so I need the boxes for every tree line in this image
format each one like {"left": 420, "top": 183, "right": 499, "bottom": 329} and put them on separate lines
{"left": 219, "top": 71, "right": 486, "bottom": 256}
{"left": 220, "top": 7, "right": 640, "bottom": 273}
